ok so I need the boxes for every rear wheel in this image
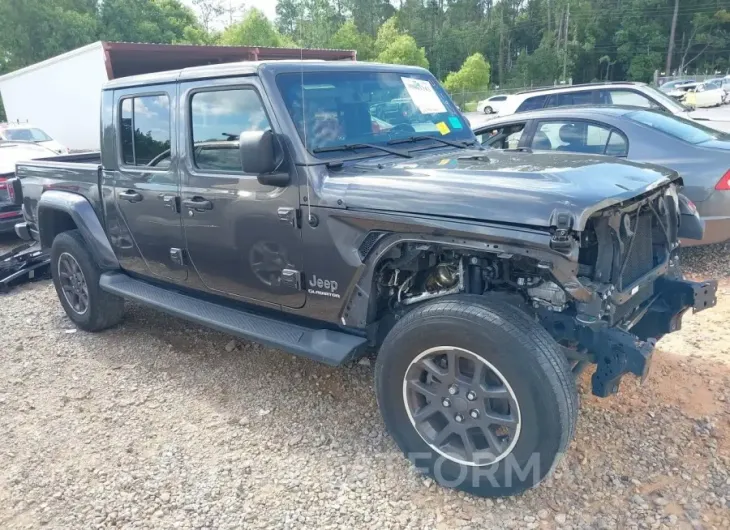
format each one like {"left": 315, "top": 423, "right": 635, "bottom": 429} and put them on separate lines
{"left": 51, "top": 230, "right": 124, "bottom": 331}
{"left": 375, "top": 295, "right": 578, "bottom": 497}
{"left": 483, "top": 106, "right": 493, "bottom": 114}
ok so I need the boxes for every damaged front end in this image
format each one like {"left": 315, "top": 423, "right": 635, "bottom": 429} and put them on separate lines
{"left": 541, "top": 184, "right": 718, "bottom": 397}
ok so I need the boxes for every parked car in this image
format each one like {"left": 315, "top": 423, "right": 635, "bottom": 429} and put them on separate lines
{"left": 486, "top": 81, "right": 730, "bottom": 131}
{"left": 721, "top": 75, "right": 730, "bottom": 97}
{"left": 0, "top": 141, "right": 57, "bottom": 233}
{"left": 0, "top": 123, "right": 69, "bottom": 154}
{"left": 476, "top": 94, "right": 510, "bottom": 114}
{"left": 662, "top": 81, "right": 699, "bottom": 100}
{"left": 659, "top": 79, "right": 696, "bottom": 94}
{"left": 9, "top": 61, "right": 716, "bottom": 498}
{"left": 473, "top": 106, "right": 730, "bottom": 245}
{"left": 682, "top": 79, "right": 726, "bottom": 108}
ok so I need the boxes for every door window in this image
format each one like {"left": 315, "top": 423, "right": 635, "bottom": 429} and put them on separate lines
{"left": 545, "top": 90, "right": 595, "bottom": 108}
{"left": 119, "top": 95, "right": 171, "bottom": 166}
{"left": 607, "top": 90, "right": 654, "bottom": 108}
{"left": 530, "top": 120, "right": 627, "bottom": 155}
{"left": 190, "top": 89, "right": 271, "bottom": 173}
{"left": 516, "top": 95, "right": 547, "bottom": 112}
{"left": 477, "top": 123, "right": 526, "bottom": 149}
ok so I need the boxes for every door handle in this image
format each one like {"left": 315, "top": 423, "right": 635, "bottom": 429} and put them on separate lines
{"left": 182, "top": 197, "right": 213, "bottom": 211}
{"left": 118, "top": 190, "right": 143, "bottom": 203}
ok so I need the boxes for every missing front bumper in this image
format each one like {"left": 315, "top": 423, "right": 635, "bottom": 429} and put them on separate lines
{"left": 540, "top": 277, "right": 718, "bottom": 397}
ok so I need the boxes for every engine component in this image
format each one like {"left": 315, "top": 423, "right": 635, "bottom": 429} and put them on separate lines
{"left": 527, "top": 281, "right": 567, "bottom": 311}
{"left": 402, "top": 259, "right": 464, "bottom": 306}
{"left": 425, "top": 263, "right": 459, "bottom": 291}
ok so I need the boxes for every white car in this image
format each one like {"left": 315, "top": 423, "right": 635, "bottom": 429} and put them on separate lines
{"left": 0, "top": 123, "right": 69, "bottom": 154}
{"left": 0, "top": 140, "right": 57, "bottom": 175}
{"left": 683, "top": 79, "right": 725, "bottom": 108}
{"left": 476, "top": 95, "right": 510, "bottom": 114}
{"left": 480, "top": 81, "right": 730, "bottom": 132}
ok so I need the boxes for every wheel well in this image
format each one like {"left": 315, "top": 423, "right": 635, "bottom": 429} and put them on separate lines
{"left": 39, "top": 209, "right": 78, "bottom": 249}
{"left": 362, "top": 241, "right": 561, "bottom": 344}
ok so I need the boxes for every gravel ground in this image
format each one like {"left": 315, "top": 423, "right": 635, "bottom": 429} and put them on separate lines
{"left": 0, "top": 237, "right": 729, "bottom": 529}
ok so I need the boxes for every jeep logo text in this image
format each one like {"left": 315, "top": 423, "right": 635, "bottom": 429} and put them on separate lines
{"left": 309, "top": 275, "right": 338, "bottom": 292}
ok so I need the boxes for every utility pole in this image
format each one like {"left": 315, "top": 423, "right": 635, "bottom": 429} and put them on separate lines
{"left": 666, "top": 0, "right": 680, "bottom": 74}
{"left": 563, "top": 2, "right": 570, "bottom": 82}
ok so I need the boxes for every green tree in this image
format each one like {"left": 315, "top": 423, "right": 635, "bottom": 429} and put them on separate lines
{"left": 100, "top": 0, "right": 200, "bottom": 44}
{"left": 330, "top": 21, "right": 375, "bottom": 60}
{"left": 375, "top": 16, "right": 401, "bottom": 54}
{"left": 220, "top": 8, "right": 290, "bottom": 47}
{"left": 377, "top": 34, "right": 429, "bottom": 69}
{"left": 276, "top": 0, "right": 302, "bottom": 37}
{"left": 443, "top": 53, "right": 491, "bottom": 93}
{"left": 0, "top": 0, "right": 98, "bottom": 70}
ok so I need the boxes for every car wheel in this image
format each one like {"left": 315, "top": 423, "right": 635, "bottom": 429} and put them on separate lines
{"left": 484, "top": 106, "right": 493, "bottom": 114}
{"left": 375, "top": 295, "right": 578, "bottom": 497}
{"left": 51, "top": 229, "right": 125, "bottom": 331}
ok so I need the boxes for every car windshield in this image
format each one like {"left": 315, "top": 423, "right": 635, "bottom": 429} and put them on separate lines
{"left": 3, "top": 127, "right": 53, "bottom": 142}
{"left": 276, "top": 70, "right": 472, "bottom": 156}
{"left": 642, "top": 85, "right": 690, "bottom": 113}
{"left": 627, "top": 110, "right": 730, "bottom": 144}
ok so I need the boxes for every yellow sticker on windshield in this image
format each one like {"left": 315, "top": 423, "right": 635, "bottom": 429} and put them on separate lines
{"left": 436, "top": 121, "right": 450, "bottom": 135}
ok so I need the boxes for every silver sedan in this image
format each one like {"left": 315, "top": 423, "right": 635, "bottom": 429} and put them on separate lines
{"left": 473, "top": 106, "right": 730, "bottom": 245}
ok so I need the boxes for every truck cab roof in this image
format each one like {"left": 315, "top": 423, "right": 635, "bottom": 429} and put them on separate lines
{"left": 103, "top": 60, "right": 431, "bottom": 90}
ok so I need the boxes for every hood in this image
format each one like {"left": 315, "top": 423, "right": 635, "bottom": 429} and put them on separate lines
{"left": 0, "top": 142, "right": 55, "bottom": 174}
{"left": 38, "top": 139, "right": 68, "bottom": 154}
{"left": 318, "top": 149, "right": 678, "bottom": 230}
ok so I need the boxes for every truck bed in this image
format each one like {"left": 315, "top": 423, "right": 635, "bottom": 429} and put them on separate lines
{"left": 15, "top": 152, "right": 102, "bottom": 230}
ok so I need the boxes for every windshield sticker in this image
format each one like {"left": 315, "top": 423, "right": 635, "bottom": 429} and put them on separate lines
{"left": 401, "top": 77, "right": 448, "bottom": 114}
{"left": 435, "top": 121, "right": 450, "bottom": 135}
{"left": 448, "top": 116, "right": 463, "bottom": 130}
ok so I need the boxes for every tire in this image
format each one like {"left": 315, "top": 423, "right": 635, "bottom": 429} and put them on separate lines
{"left": 50, "top": 229, "right": 124, "bottom": 331}
{"left": 375, "top": 295, "right": 578, "bottom": 497}
{"left": 483, "top": 106, "right": 493, "bottom": 114}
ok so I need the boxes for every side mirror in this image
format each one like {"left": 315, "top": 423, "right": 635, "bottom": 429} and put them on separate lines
{"left": 239, "top": 130, "right": 289, "bottom": 186}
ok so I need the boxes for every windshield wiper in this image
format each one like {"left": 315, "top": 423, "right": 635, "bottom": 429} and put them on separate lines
{"left": 312, "top": 143, "right": 412, "bottom": 158}
{"left": 387, "top": 135, "right": 478, "bottom": 149}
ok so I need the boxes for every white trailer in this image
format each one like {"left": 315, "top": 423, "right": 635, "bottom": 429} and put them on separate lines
{"left": 0, "top": 42, "right": 107, "bottom": 151}
{"left": 0, "top": 42, "right": 356, "bottom": 152}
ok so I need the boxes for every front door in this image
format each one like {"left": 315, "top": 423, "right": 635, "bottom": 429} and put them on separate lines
{"left": 179, "top": 78, "right": 305, "bottom": 308}
{"left": 112, "top": 86, "right": 187, "bottom": 282}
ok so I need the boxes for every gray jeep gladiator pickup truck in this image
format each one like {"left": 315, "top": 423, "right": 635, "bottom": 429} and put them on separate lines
{"left": 10, "top": 61, "right": 717, "bottom": 497}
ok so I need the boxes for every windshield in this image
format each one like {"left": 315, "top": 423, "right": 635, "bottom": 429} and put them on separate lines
{"left": 642, "top": 85, "right": 690, "bottom": 113}
{"left": 628, "top": 110, "right": 730, "bottom": 144}
{"left": 3, "top": 127, "right": 53, "bottom": 142}
{"left": 276, "top": 71, "right": 472, "bottom": 156}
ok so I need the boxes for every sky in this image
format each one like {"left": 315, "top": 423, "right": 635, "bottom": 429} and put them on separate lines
{"left": 181, "top": 0, "right": 279, "bottom": 28}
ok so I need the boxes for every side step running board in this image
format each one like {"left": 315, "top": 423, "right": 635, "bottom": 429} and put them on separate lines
{"left": 99, "top": 272, "right": 367, "bottom": 366}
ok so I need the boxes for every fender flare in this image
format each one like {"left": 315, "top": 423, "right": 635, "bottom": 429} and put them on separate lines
{"left": 38, "top": 190, "right": 120, "bottom": 270}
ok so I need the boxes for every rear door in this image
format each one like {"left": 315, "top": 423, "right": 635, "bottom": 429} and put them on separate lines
{"left": 110, "top": 86, "right": 187, "bottom": 282}
{"left": 527, "top": 119, "right": 629, "bottom": 156}
{"left": 179, "top": 77, "right": 305, "bottom": 308}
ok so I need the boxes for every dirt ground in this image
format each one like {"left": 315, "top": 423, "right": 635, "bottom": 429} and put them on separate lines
{"left": 0, "top": 232, "right": 728, "bottom": 529}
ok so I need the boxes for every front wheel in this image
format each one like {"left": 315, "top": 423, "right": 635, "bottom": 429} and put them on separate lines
{"left": 51, "top": 230, "right": 125, "bottom": 331}
{"left": 375, "top": 295, "right": 578, "bottom": 497}
{"left": 483, "top": 106, "right": 493, "bottom": 114}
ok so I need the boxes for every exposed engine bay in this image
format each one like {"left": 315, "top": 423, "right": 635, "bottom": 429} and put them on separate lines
{"left": 371, "top": 184, "right": 718, "bottom": 398}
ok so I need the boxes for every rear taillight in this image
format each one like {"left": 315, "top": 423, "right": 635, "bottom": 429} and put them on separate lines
{"left": 716, "top": 169, "right": 730, "bottom": 190}
{"left": 6, "top": 179, "right": 15, "bottom": 203}
{"left": 0, "top": 177, "right": 6, "bottom": 191}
